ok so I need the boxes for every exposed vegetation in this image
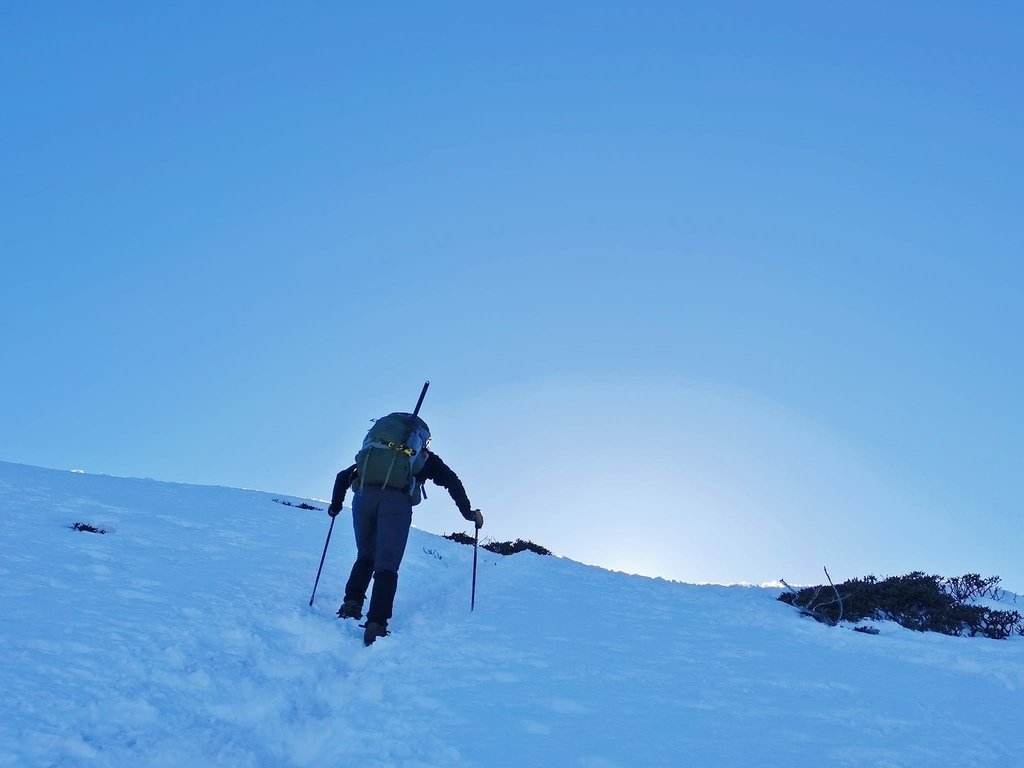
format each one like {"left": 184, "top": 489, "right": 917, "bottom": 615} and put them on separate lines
{"left": 70, "top": 522, "right": 106, "bottom": 534}
{"left": 779, "top": 571, "right": 1023, "bottom": 640}
{"left": 272, "top": 499, "right": 323, "bottom": 511}
{"left": 444, "top": 532, "right": 552, "bottom": 556}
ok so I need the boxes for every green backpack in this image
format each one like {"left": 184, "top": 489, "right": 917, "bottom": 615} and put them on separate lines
{"left": 354, "top": 412, "right": 431, "bottom": 504}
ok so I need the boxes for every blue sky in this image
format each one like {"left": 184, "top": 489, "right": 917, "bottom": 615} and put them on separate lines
{"left": 3, "top": 3, "right": 1021, "bottom": 588}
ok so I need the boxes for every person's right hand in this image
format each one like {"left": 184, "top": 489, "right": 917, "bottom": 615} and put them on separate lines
{"left": 328, "top": 504, "right": 341, "bottom": 518}
{"left": 472, "top": 509, "right": 484, "bottom": 530}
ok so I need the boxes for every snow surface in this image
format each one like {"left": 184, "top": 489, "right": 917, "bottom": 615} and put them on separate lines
{"left": 2, "top": 460, "right": 1023, "bottom": 767}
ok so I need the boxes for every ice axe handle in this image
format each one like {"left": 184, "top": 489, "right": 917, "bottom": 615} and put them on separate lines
{"left": 412, "top": 380, "right": 430, "bottom": 419}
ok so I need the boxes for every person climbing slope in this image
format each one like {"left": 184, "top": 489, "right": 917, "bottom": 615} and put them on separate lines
{"left": 328, "top": 410, "right": 483, "bottom": 646}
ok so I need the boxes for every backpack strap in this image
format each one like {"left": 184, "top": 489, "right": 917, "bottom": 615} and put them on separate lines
{"left": 358, "top": 448, "right": 371, "bottom": 493}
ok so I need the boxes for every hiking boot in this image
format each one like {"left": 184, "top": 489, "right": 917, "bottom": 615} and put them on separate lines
{"left": 363, "top": 621, "right": 389, "bottom": 646}
{"left": 336, "top": 600, "right": 363, "bottom": 620}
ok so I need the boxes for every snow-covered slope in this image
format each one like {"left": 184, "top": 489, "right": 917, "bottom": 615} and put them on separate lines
{"left": 2, "top": 461, "right": 1022, "bottom": 767}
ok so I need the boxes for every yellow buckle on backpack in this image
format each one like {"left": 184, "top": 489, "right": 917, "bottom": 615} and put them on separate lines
{"left": 374, "top": 440, "right": 416, "bottom": 457}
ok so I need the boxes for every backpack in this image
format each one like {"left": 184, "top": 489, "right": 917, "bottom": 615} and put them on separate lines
{"left": 354, "top": 412, "right": 431, "bottom": 504}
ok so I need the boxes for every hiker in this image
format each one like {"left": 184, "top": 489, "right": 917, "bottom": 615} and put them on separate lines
{"left": 328, "top": 413, "right": 483, "bottom": 646}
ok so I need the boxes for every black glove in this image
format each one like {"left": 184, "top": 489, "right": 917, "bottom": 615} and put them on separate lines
{"left": 468, "top": 509, "right": 483, "bottom": 530}
{"left": 328, "top": 503, "right": 341, "bottom": 518}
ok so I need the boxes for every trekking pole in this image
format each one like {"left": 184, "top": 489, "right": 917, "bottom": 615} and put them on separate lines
{"left": 308, "top": 514, "right": 336, "bottom": 606}
{"left": 471, "top": 523, "right": 479, "bottom": 611}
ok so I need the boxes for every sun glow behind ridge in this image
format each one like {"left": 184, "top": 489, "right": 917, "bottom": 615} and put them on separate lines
{"left": 412, "top": 373, "right": 934, "bottom": 587}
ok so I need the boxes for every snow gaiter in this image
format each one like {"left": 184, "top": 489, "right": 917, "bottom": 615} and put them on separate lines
{"left": 367, "top": 569, "right": 399, "bottom": 624}
{"left": 344, "top": 556, "right": 374, "bottom": 603}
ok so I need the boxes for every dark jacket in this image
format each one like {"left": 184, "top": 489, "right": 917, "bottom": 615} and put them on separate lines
{"left": 330, "top": 451, "right": 473, "bottom": 518}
